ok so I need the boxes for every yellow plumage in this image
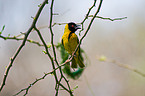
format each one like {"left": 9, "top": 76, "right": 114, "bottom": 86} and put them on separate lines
{"left": 61, "top": 22, "right": 85, "bottom": 68}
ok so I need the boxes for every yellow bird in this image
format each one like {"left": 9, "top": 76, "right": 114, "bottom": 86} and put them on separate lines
{"left": 61, "top": 22, "right": 85, "bottom": 68}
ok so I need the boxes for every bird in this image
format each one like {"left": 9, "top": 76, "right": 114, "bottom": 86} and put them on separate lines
{"left": 61, "top": 22, "right": 85, "bottom": 68}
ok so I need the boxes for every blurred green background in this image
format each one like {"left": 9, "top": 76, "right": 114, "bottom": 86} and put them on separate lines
{"left": 0, "top": 0, "right": 145, "bottom": 96}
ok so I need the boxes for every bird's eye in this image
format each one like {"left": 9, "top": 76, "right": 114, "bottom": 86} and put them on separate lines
{"left": 71, "top": 25, "right": 74, "bottom": 27}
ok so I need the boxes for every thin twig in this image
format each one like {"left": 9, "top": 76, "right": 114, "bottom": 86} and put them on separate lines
{"left": 88, "top": 15, "right": 127, "bottom": 21}
{"left": 80, "top": 0, "right": 97, "bottom": 32}
{"left": 70, "top": 0, "right": 103, "bottom": 62}
{"left": 51, "top": 23, "right": 67, "bottom": 27}
{"left": 13, "top": 62, "right": 67, "bottom": 96}
{"left": 0, "top": 35, "right": 44, "bottom": 46}
{"left": 34, "top": 26, "right": 59, "bottom": 85}
{"left": 80, "top": 0, "right": 103, "bottom": 43}
{"left": 49, "top": 0, "right": 73, "bottom": 95}
{"left": 35, "top": 26, "right": 72, "bottom": 95}
{"left": 49, "top": 0, "right": 61, "bottom": 95}
{"left": 35, "top": 25, "right": 72, "bottom": 95}
{"left": 97, "top": 55, "right": 145, "bottom": 77}
{"left": 108, "top": 59, "right": 145, "bottom": 77}
{"left": 0, "top": 0, "right": 48, "bottom": 92}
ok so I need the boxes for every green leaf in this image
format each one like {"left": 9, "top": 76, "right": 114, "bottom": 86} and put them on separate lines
{"left": 73, "top": 85, "right": 78, "bottom": 90}
{"left": 42, "top": 50, "right": 46, "bottom": 54}
{"left": 71, "top": 85, "right": 78, "bottom": 92}
{"left": 10, "top": 57, "right": 13, "bottom": 61}
{"left": 0, "top": 25, "right": 5, "bottom": 34}
{"left": 2, "top": 25, "right": 5, "bottom": 32}
{"left": 8, "top": 34, "right": 10, "bottom": 37}
{"left": 47, "top": 44, "right": 51, "bottom": 48}
{"left": 38, "top": 4, "right": 41, "bottom": 7}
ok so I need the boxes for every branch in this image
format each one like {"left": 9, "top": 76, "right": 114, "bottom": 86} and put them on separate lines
{"left": 80, "top": 0, "right": 97, "bottom": 32}
{"left": 97, "top": 56, "right": 145, "bottom": 77}
{"left": 0, "top": 35, "right": 44, "bottom": 46}
{"left": 0, "top": 23, "right": 72, "bottom": 95}
{"left": 49, "top": 0, "right": 73, "bottom": 95}
{"left": 70, "top": 0, "right": 103, "bottom": 61}
{"left": 0, "top": 0, "right": 48, "bottom": 92}
{"left": 49, "top": 0, "right": 62, "bottom": 95}
{"left": 34, "top": 26, "right": 59, "bottom": 86}
{"left": 14, "top": 25, "right": 71, "bottom": 96}
{"left": 88, "top": 15, "right": 127, "bottom": 21}
{"left": 51, "top": 23, "right": 67, "bottom": 27}
{"left": 13, "top": 61, "right": 68, "bottom": 96}
{"left": 35, "top": 25, "right": 72, "bottom": 95}
{"left": 80, "top": 0, "right": 103, "bottom": 43}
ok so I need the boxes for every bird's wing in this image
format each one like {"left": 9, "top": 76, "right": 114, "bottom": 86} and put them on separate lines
{"left": 77, "top": 37, "right": 81, "bottom": 54}
{"left": 61, "top": 39, "right": 64, "bottom": 46}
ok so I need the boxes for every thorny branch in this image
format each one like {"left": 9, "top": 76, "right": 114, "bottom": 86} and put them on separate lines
{"left": 1, "top": 0, "right": 141, "bottom": 96}
{"left": 0, "top": 0, "right": 48, "bottom": 92}
{"left": 35, "top": 26, "right": 72, "bottom": 95}
{"left": 88, "top": 15, "right": 127, "bottom": 21}
{"left": 49, "top": 0, "right": 73, "bottom": 95}
{"left": 13, "top": 61, "right": 69, "bottom": 96}
{"left": 0, "top": 35, "right": 44, "bottom": 46}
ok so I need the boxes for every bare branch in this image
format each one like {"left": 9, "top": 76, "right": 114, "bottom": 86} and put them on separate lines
{"left": 49, "top": 0, "right": 73, "bottom": 95}
{"left": 97, "top": 55, "right": 145, "bottom": 77}
{"left": 13, "top": 62, "right": 68, "bottom": 96}
{"left": 0, "top": 35, "right": 44, "bottom": 46}
{"left": 80, "top": 0, "right": 103, "bottom": 43}
{"left": 34, "top": 26, "right": 59, "bottom": 85}
{"left": 51, "top": 23, "right": 67, "bottom": 27}
{"left": 0, "top": 0, "right": 48, "bottom": 92}
{"left": 80, "top": 0, "right": 97, "bottom": 32}
{"left": 88, "top": 15, "right": 127, "bottom": 21}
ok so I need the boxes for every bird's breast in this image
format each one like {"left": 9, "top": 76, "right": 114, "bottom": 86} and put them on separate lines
{"left": 62, "top": 32, "right": 78, "bottom": 54}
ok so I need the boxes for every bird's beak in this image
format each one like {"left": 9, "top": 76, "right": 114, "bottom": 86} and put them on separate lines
{"left": 75, "top": 25, "right": 81, "bottom": 29}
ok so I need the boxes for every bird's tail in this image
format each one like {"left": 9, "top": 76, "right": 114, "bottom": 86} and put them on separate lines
{"left": 71, "top": 57, "right": 78, "bottom": 68}
{"left": 74, "top": 56, "right": 85, "bottom": 68}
